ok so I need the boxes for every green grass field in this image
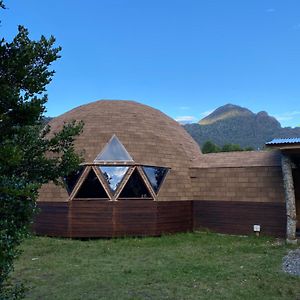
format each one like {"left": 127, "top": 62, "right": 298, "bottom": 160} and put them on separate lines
{"left": 13, "top": 232, "right": 300, "bottom": 300}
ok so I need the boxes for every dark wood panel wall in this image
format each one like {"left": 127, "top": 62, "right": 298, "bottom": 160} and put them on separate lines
{"left": 193, "top": 200, "right": 286, "bottom": 237}
{"left": 34, "top": 202, "right": 70, "bottom": 237}
{"left": 114, "top": 201, "right": 157, "bottom": 237}
{"left": 34, "top": 199, "right": 287, "bottom": 238}
{"left": 70, "top": 201, "right": 114, "bottom": 237}
{"left": 33, "top": 200, "right": 193, "bottom": 238}
{"left": 157, "top": 201, "right": 192, "bottom": 234}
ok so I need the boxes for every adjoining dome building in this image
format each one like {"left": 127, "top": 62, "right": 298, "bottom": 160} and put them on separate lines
{"left": 35, "top": 100, "right": 300, "bottom": 242}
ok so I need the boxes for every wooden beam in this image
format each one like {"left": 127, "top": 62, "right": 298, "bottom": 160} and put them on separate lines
{"left": 268, "top": 144, "right": 300, "bottom": 151}
{"left": 281, "top": 154, "right": 298, "bottom": 244}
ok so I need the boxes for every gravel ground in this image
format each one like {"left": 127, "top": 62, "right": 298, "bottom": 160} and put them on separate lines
{"left": 282, "top": 248, "right": 300, "bottom": 276}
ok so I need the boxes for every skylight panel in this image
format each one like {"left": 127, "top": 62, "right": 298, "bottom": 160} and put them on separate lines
{"left": 94, "top": 135, "right": 133, "bottom": 162}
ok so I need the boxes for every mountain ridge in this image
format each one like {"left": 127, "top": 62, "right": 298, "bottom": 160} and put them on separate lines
{"left": 184, "top": 104, "right": 300, "bottom": 149}
{"left": 199, "top": 104, "right": 253, "bottom": 125}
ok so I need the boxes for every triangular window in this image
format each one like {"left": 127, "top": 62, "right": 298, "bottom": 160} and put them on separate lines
{"left": 119, "top": 169, "right": 152, "bottom": 199}
{"left": 99, "top": 166, "right": 129, "bottom": 193}
{"left": 142, "top": 166, "right": 168, "bottom": 194}
{"left": 74, "top": 169, "right": 109, "bottom": 199}
{"left": 64, "top": 166, "right": 84, "bottom": 195}
{"left": 94, "top": 135, "right": 133, "bottom": 162}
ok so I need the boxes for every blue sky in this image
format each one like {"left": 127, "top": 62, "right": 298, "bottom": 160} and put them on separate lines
{"left": 1, "top": 0, "right": 300, "bottom": 127}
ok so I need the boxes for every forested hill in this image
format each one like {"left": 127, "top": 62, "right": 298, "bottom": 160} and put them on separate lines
{"left": 184, "top": 104, "right": 300, "bottom": 149}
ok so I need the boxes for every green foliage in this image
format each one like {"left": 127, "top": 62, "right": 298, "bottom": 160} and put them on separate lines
{"left": 245, "top": 146, "right": 254, "bottom": 151}
{"left": 221, "top": 143, "right": 243, "bottom": 152}
{"left": 0, "top": 4, "right": 83, "bottom": 298}
{"left": 201, "top": 140, "right": 221, "bottom": 153}
{"left": 202, "top": 141, "right": 254, "bottom": 153}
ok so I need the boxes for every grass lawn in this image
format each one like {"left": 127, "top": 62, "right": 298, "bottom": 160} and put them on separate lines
{"left": 13, "top": 232, "right": 300, "bottom": 300}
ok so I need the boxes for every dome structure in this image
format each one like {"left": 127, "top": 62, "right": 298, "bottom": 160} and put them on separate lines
{"left": 34, "top": 100, "right": 294, "bottom": 239}
{"left": 39, "top": 100, "right": 201, "bottom": 203}
{"left": 36, "top": 100, "right": 201, "bottom": 237}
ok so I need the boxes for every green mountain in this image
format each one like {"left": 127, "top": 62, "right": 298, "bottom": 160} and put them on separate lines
{"left": 184, "top": 104, "right": 300, "bottom": 149}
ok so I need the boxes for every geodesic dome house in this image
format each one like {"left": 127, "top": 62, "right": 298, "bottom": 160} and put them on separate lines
{"left": 35, "top": 100, "right": 201, "bottom": 237}
{"left": 35, "top": 100, "right": 299, "bottom": 240}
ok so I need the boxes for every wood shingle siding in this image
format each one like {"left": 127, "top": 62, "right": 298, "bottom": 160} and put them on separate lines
{"left": 190, "top": 166, "right": 285, "bottom": 203}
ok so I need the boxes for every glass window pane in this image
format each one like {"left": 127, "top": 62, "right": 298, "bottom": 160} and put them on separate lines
{"left": 95, "top": 135, "right": 133, "bottom": 162}
{"left": 75, "top": 169, "right": 108, "bottom": 199}
{"left": 64, "top": 166, "right": 84, "bottom": 195}
{"left": 99, "top": 166, "right": 128, "bottom": 193}
{"left": 142, "top": 166, "right": 168, "bottom": 194}
{"left": 119, "top": 169, "right": 151, "bottom": 199}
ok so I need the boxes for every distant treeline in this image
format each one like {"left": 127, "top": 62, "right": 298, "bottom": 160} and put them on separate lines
{"left": 201, "top": 140, "right": 254, "bottom": 154}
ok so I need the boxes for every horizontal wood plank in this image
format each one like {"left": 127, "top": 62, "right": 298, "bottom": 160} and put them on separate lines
{"left": 193, "top": 200, "right": 286, "bottom": 237}
{"left": 34, "top": 199, "right": 287, "bottom": 238}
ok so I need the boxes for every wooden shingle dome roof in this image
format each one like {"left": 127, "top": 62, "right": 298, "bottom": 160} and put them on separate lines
{"left": 49, "top": 100, "right": 201, "bottom": 165}
{"left": 39, "top": 100, "right": 201, "bottom": 202}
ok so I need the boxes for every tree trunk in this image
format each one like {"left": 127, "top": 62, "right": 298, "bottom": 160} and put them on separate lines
{"left": 281, "top": 154, "right": 297, "bottom": 244}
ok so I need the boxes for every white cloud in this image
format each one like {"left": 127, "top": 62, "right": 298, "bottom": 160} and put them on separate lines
{"left": 175, "top": 115, "right": 197, "bottom": 124}
{"left": 113, "top": 167, "right": 128, "bottom": 178}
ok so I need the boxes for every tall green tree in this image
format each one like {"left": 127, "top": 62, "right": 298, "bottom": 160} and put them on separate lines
{"left": 0, "top": 2, "right": 83, "bottom": 298}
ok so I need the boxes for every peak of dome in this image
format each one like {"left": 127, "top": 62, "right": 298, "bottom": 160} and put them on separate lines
{"left": 49, "top": 100, "right": 201, "bottom": 166}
